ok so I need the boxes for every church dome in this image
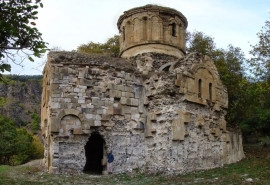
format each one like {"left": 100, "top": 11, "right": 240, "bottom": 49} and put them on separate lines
{"left": 117, "top": 4, "right": 188, "bottom": 58}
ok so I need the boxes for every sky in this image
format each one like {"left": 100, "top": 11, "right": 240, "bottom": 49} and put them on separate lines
{"left": 8, "top": 0, "right": 270, "bottom": 75}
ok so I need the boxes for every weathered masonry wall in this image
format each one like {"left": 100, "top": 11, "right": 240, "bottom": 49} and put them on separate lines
{"left": 41, "top": 52, "right": 244, "bottom": 174}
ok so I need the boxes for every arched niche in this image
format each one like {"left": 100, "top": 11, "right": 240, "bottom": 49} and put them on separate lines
{"left": 59, "top": 114, "right": 82, "bottom": 136}
{"left": 194, "top": 67, "right": 216, "bottom": 102}
{"left": 151, "top": 15, "right": 163, "bottom": 41}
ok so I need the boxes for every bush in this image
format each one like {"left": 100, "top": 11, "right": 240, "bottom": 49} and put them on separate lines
{"left": 0, "top": 116, "right": 43, "bottom": 165}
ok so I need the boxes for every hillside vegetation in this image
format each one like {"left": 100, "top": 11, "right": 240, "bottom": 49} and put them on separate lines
{"left": 0, "top": 75, "right": 43, "bottom": 165}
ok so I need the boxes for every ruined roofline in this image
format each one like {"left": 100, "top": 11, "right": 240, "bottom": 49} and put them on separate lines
{"left": 117, "top": 4, "right": 188, "bottom": 29}
{"left": 119, "top": 42, "right": 186, "bottom": 58}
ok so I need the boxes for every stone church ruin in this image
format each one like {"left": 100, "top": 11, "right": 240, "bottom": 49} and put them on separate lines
{"left": 41, "top": 4, "right": 244, "bottom": 174}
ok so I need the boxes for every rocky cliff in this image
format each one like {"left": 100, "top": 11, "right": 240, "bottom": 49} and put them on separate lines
{"left": 0, "top": 76, "right": 42, "bottom": 127}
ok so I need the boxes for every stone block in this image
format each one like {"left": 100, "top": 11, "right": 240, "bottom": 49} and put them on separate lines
{"left": 51, "top": 93, "right": 60, "bottom": 98}
{"left": 51, "top": 84, "right": 59, "bottom": 91}
{"left": 50, "top": 117, "right": 60, "bottom": 133}
{"left": 125, "top": 86, "right": 132, "bottom": 92}
{"left": 102, "top": 114, "right": 110, "bottom": 121}
{"left": 131, "top": 107, "right": 138, "bottom": 114}
{"left": 120, "top": 97, "right": 127, "bottom": 105}
{"left": 96, "top": 114, "right": 101, "bottom": 121}
{"left": 114, "top": 90, "right": 122, "bottom": 98}
{"left": 131, "top": 114, "right": 140, "bottom": 121}
{"left": 197, "top": 115, "right": 204, "bottom": 127}
{"left": 139, "top": 117, "right": 146, "bottom": 124}
{"left": 138, "top": 101, "right": 144, "bottom": 113}
{"left": 74, "top": 88, "right": 80, "bottom": 93}
{"left": 178, "top": 111, "right": 190, "bottom": 123}
{"left": 50, "top": 102, "right": 60, "bottom": 109}
{"left": 215, "top": 129, "right": 221, "bottom": 137}
{"left": 210, "top": 128, "right": 216, "bottom": 134}
{"left": 97, "top": 109, "right": 103, "bottom": 115}
{"left": 85, "top": 114, "right": 95, "bottom": 120}
{"left": 125, "top": 73, "right": 132, "bottom": 81}
{"left": 113, "top": 103, "right": 122, "bottom": 115}
{"left": 78, "top": 71, "right": 84, "bottom": 78}
{"left": 91, "top": 97, "right": 99, "bottom": 105}
{"left": 122, "top": 106, "right": 131, "bottom": 114}
{"left": 125, "top": 114, "right": 131, "bottom": 119}
{"left": 83, "top": 122, "right": 91, "bottom": 130}
{"left": 116, "top": 85, "right": 125, "bottom": 91}
{"left": 78, "top": 99, "right": 85, "bottom": 104}
{"left": 133, "top": 85, "right": 144, "bottom": 99}
{"left": 73, "top": 128, "right": 82, "bottom": 135}
{"left": 78, "top": 85, "right": 87, "bottom": 90}
{"left": 105, "top": 100, "right": 113, "bottom": 107}
{"left": 148, "top": 112, "right": 156, "bottom": 121}
{"left": 126, "top": 92, "right": 134, "bottom": 98}
{"left": 219, "top": 118, "right": 226, "bottom": 130}
{"left": 102, "top": 158, "right": 107, "bottom": 166}
{"left": 145, "top": 117, "right": 152, "bottom": 137}
{"left": 107, "top": 83, "right": 115, "bottom": 90}
{"left": 107, "top": 107, "right": 114, "bottom": 115}
{"left": 172, "top": 116, "right": 185, "bottom": 141}
{"left": 126, "top": 98, "right": 131, "bottom": 106}
{"left": 131, "top": 98, "right": 139, "bottom": 106}
{"left": 94, "top": 120, "right": 101, "bottom": 126}
{"left": 117, "top": 72, "right": 124, "bottom": 78}
{"left": 175, "top": 78, "right": 181, "bottom": 87}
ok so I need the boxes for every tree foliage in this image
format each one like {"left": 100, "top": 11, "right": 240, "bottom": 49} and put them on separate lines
{"left": 77, "top": 35, "right": 120, "bottom": 57}
{"left": 186, "top": 31, "right": 216, "bottom": 56}
{"left": 242, "top": 18, "right": 270, "bottom": 136}
{"left": 0, "top": 116, "right": 43, "bottom": 165}
{"left": 248, "top": 20, "right": 270, "bottom": 81}
{"left": 0, "top": 0, "right": 47, "bottom": 74}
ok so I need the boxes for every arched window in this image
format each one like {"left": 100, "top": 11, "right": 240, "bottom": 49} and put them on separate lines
{"left": 122, "top": 26, "right": 125, "bottom": 41}
{"left": 143, "top": 17, "right": 147, "bottom": 40}
{"left": 198, "top": 79, "right": 202, "bottom": 98}
{"left": 172, "top": 23, "right": 176, "bottom": 37}
{"left": 209, "top": 83, "right": 212, "bottom": 101}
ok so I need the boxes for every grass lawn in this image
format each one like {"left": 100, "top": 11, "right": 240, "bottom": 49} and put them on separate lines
{"left": 0, "top": 145, "right": 269, "bottom": 185}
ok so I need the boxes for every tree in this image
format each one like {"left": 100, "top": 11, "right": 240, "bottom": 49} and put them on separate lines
{"left": 0, "top": 0, "right": 47, "bottom": 74}
{"left": 248, "top": 19, "right": 270, "bottom": 81}
{"left": 243, "top": 18, "right": 270, "bottom": 136}
{"left": 77, "top": 35, "right": 119, "bottom": 57}
{"left": 0, "top": 115, "right": 43, "bottom": 165}
{"left": 213, "top": 46, "right": 247, "bottom": 125}
{"left": 186, "top": 31, "right": 216, "bottom": 56}
{"left": 0, "top": 116, "right": 17, "bottom": 164}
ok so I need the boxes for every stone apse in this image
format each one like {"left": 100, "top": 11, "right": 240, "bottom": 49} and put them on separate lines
{"left": 41, "top": 5, "right": 244, "bottom": 174}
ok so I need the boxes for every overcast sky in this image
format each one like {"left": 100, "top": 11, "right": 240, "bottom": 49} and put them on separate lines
{"left": 8, "top": 0, "right": 270, "bottom": 75}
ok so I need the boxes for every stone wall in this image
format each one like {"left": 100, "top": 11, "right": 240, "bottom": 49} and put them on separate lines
{"left": 41, "top": 51, "right": 244, "bottom": 174}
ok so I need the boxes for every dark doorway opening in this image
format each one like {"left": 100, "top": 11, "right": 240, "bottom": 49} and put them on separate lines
{"left": 84, "top": 132, "right": 104, "bottom": 174}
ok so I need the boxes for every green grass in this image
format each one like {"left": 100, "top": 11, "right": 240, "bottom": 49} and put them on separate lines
{"left": 0, "top": 165, "right": 9, "bottom": 172}
{"left": 0, "top": 145, "right": 269, "bottom": 185}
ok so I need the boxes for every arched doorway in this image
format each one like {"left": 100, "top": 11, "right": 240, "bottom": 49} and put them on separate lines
{"left": 84, "top": 132, "right": 105, "bottom": 174}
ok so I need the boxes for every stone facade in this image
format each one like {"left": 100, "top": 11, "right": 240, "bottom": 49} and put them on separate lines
{"left": 41, "top": 4, "right": 244, "bottom": 175}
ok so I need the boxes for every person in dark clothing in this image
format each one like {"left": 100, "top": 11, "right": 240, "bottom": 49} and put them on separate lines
{"left": 107, "top": 150, "right": 114, "bottom": 174}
